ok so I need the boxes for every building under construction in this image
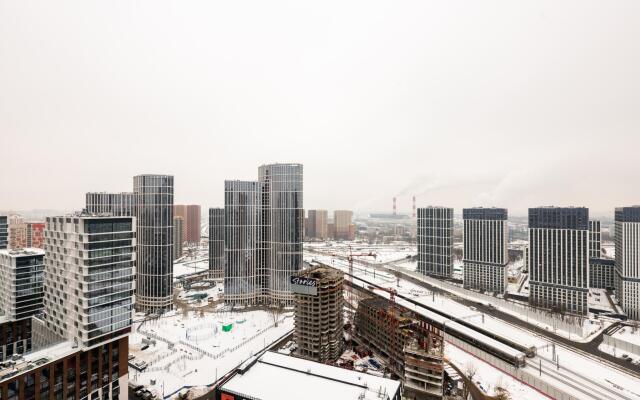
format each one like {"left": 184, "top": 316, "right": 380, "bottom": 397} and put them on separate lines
{"left": 292, "top": 265, "right": 344, "bottom": 363}
{"left": 355, "top": 297, "right": 445, "bottom": 399}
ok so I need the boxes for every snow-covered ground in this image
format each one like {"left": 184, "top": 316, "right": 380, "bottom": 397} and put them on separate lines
{"left": 130, "top": 309, "right": 294, "bottom": 397}
{"left": 176, "top": 282, "right": 223, "bottom": 307}
{"left": 173, "top": 258, "right": 209, "bottom": 278}
{"left": 445, "top": 343, "right": 547, "bottom": 399}
{"left": 305, "top": 241, "right": 416, "bottom": 264}
{"left": 599, "top": 325, "right": 640, "bottom": 366}
{"left": 588, "top": 288, "right": 616, "bottom": 312}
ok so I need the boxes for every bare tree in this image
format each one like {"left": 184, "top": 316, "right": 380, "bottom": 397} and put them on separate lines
{"left": 462, "top": 362, "right": 478, "bottom": 399}
{"left": 270, "top": 302, "right": 284, "bottom": 327}
{"left": 465, "top": 361, "right": 478, "bottom": 380}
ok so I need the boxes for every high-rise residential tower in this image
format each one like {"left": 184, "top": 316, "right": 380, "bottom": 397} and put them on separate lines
{"left": 589, "top": 220, "right": 601, "bottom": 259}
{"left": 174, "top": 216, "right": 184, "bottom": 260}
{"left": 8, "top": 222, "right": 45, "bottom": 249}
{"left": 174, "top": 204, "right": 202, "bottom": 245}
{"left": 528, "top": 207, "right": 589, "bottom": 315}
{"left": 134, "top": 174, "right": 174, "bottom": 313}
{"left": 223, "top": 163, "right": 303, "bottom": 307}
{"left": 417, "top": 207, "right": 453, "bottom": 278}
{"left": 0, "top": 248, "right": 45, "bottom": 321}
{"left": 463, "top": 208, "right": 509, "bottom": 294}
{"left": 43, "top": 214, "right": 135, "bottom": 348}
{"left": 224, "top": 180, "right": 260, "bottom": 305}
{"left": 0, "top": 248, "right": 44, "bottom": 361}
{"left": 208, "top": 207, "right": 225, "bottom": 279}
{"left": 86, "top": 192, "right": 136, "bottom": 216}
{"left": 614, "top": 206, "right": 640, "bottom": 320}
{"left": 306, "top": 209, "right": 328, "bottom": 240}
{"left": 0, "top": 215, "right": 7, "bottom": 249}
{"left": 333, "top": 210, "right": 353, "bottom": 240}
{"left": 260, "top": 163, "right": 304, "bottom": 306}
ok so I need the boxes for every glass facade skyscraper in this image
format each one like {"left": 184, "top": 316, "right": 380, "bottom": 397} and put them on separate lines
{"left": 259, "top": 163, "right": 304, "bottom": 306}
{"left": 133, "top": 174, "right": 174, "bottom": 313}
{"left": 224, "top": 180, "right": 260, "bottom": 305}
{"left": 223, "top": 164, "right": 303, "bottom": 307}
{"left": 209, "top": 207, "right": 225, "bottom": 280}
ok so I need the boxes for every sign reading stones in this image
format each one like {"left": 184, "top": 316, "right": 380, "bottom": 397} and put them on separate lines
{"left": 290, "top": 276, "right": 318, "bottom": 296}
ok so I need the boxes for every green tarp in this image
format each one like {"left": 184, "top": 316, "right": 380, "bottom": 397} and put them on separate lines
{"left": 222, "top": 323, "right": 233, "bottom": 332}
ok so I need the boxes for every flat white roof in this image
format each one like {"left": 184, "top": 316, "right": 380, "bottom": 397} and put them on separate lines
{"left": 0, "top": 248, "right": 45, "bottom": 257}
{"left": 221, "top": 351, "right": 401, "bottom": 400}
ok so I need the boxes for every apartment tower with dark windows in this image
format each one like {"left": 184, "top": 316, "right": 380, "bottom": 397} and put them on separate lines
{"left": 528, "top": 207, "right": 589, "bottom": 315}
{"left": 0, "top": 248, "right": 45, "bottom": 361}
{"left": 614, "top": 206, "right": 640, "bottom": 320}
{"left": 463, "top": 208, "right": 509, "bottom": 294}
{"left": 133, "top": 174, "right": 174, "bottom": 313}
{"left": 417, "top": 207, "right": 453, "bottom": 278}
{"left": 208, "top": 208, "right": 225, "bottom": 280}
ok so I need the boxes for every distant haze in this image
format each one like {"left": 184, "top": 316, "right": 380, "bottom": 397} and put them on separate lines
{"left": 1, "top": 1, "right": 639, "bottom": 217}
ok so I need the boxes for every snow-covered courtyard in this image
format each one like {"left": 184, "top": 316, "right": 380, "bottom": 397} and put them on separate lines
{"left": 129, "top": 308, "right": 294, "bottom": 397}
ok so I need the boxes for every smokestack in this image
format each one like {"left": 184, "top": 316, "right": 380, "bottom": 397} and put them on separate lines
{"left": 412, "top": 195, "right": 416, "bottom": 218}
{"left": 393, "top": 197, "right": 397, "bottom": 216}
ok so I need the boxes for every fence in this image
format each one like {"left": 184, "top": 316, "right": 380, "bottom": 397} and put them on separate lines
{"left": 447, "top": 334, "right": 580, "bottom": 400}
{"left": 396, "top": 267, "right": 588, "bottom": 338}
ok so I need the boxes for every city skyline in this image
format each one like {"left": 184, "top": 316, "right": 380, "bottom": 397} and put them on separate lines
{"left": 2, "top": 1, "right": 640, "bottom": 214}
{"left": 2, "top": 2, "right": 640, "bottom": 399}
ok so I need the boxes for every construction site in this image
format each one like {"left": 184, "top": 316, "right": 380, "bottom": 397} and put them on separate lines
{"left": 288, "top": 245, "right": 450, "bottom": 400}
{"left": 354, "top": 297, "right": 445, "bottom": 399}
{"left": 292, "top": 265, "right": 345, "bottom": 363}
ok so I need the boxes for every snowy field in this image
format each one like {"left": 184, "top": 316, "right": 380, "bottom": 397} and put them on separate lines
{"left": 304, "top": 241, "right": 416, "bottom": 264}
{"left": 129, "top": 309, "right": 294, "bottom": 397}
{"left": 445, "top": 343, "right": 546, "bottom": 399}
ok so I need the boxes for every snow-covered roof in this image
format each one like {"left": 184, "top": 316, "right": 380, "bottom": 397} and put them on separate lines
{"left": 220, "top": 351, "right": 401, "bottom": 400}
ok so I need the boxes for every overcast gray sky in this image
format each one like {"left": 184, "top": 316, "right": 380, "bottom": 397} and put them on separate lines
{"left": 1, "top": 0, "right": 638, "bottom": 216}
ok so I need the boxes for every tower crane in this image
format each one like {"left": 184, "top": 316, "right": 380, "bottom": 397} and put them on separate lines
{"left": 330, "top": 245, "right": 377, "bottom": 345}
